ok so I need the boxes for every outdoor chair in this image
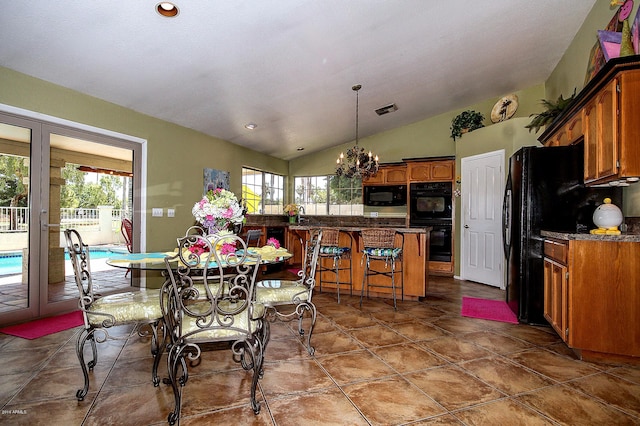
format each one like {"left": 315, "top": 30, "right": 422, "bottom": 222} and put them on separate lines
{"left": 161, "top": 233, "right": 268, "bottom": 425}
{"left": 256, "top": 229, "right": 322, "bottom": 355}
{"left": 359, "top": 228, "right": 403, "bottom": 310}
{"left": 120, "top": 217, "right": 133, "bottom": 276}
{"left": 64, "top": 228, "right": 164, "bottom": 401}
{"left": 244, "top": 229, "right": 263, "bottom": 247}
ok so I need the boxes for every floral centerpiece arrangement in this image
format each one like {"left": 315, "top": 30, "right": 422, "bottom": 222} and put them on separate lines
{"left": 284, "top": 203, "right": 301, "bottom": 224}
{"left": 192, "top": 188, "right": 245, "bottom": 235}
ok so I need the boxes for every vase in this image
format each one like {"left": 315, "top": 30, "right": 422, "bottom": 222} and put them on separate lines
{"left": 288, "top": 215, "right": 297, "bottom": 224}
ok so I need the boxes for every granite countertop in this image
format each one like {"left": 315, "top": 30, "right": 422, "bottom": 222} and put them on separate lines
{"left": 289, "top": 225, "right": 431, "bottom": 234}
{"left": 541, "top": 230, "right": 640, "bottom": 242}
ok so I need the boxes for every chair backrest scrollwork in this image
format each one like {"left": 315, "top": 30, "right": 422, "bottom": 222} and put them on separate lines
{"left": 162, "top": 233, "right": 262, "bottom": 343}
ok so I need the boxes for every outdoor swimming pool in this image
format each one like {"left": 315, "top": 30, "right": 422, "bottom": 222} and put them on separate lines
{"left": 0, "top": 248, "right": 125, "bottom": 276}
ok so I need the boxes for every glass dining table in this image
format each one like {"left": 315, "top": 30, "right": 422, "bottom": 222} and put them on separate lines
{"left": 106, "top": 246, "right": 293, "bottom": 271}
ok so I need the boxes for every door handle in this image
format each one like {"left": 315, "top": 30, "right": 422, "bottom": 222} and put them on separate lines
{"left": 464, "top": 224, "right": 469, "bottom": 229}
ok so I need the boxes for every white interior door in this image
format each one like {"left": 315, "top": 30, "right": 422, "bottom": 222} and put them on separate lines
{"left": 461, "top": 150, "right": 504, "bottom": 288}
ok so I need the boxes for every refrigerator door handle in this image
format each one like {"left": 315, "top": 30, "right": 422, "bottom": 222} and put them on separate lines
{"left": 502, "top": 185, "right": 512, "bottom": 259}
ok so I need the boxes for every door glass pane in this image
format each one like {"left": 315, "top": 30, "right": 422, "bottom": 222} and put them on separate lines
{"left": 0, "top": 122, "right": 32, "bottom": 314}
{"left": 46, "top": 133, "right": 134, "bottom": 304}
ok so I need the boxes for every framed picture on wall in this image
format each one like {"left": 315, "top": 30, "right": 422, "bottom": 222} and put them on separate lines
{"left": 203, "top": 168, "right": 230, "bottom": 195}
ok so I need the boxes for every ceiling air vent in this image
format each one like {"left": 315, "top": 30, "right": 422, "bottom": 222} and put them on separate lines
{"left": 375, "top": 103, "right": 398, "bottom": 116}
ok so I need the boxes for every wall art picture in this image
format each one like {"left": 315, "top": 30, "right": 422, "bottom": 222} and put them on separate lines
{"left": 598, "top": 30, "right": 623, "bottom": 61}
{"left": 203, "top": 168, "right": 230, "bottom": 195}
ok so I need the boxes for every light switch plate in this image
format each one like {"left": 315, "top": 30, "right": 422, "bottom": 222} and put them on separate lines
{"left": 167, "top": 208, "right": 175, "bottom": 217}
{"left": 152, "top": 208, "right": 163, "bottom": 217}
{"left": 370, "top": 212, "right": 378, "bottom": 217}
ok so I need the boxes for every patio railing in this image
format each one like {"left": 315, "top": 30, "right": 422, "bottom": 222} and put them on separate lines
{"left": 0, "top": 206, "right": 128, "bottom": 233}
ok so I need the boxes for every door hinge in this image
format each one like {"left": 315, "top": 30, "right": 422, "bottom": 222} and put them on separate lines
{"left": 565, "top": 328, "right": 569, "bottom": 338}
{"left": 616, "top": 83, "right": 621, "bottom": 92}
{"left": 565, "top": 271, "right": 569, "bottom": 280}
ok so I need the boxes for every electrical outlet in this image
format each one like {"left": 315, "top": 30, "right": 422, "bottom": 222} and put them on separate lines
{"left": 152, "top": 208, "right": 163, "bottom": 217}
{"left": 167, "top": 208, "right": 175, "bottom": 217}
{"left": 370, "top": 211, "right": 378, "bottom": 217}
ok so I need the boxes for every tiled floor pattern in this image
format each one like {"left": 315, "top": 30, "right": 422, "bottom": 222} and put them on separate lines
{"left": 1, "top": 275, "right": 639, "bottom": 425}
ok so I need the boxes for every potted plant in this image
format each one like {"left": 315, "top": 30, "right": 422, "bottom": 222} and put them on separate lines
{"left": 450, "top": 110, "right": 485, "bottom": 140}
{"left": 525, "top": 89, "right": 576, "bottom": 134}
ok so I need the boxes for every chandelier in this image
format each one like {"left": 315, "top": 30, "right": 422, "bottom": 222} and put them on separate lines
{"left": 336, "top": 84, "right": 379, "bottom": 179}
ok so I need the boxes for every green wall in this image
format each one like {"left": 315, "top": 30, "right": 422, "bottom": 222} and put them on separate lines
{"left": 0, "top": 66, "right": 288, "bottom": 251}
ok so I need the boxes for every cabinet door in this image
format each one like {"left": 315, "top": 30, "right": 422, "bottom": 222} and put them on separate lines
{"left": 385, "top": 166, "right": 407, "bottom": 183}
{"left": 431, "top": 161, "right": 454, "bottom": 180}
{"left": 583, "top": 101, "right": 598, "bottom": 181}
{"left": 596, "top": 79, "right": 618, "bottom": 179}
{"left": 544, "top": 258, "right": 568, "bottom": 341}
{"left": 408, "top": 164, "right": 431, "bottom": 182}
{"left": 363, "top": 172, "right": 385, "bottom": 185}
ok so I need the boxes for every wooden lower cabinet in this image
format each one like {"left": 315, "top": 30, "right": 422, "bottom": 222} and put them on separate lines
{"left": 543, "top": 237, "right": 640, "bottom": 362}
{"left": 288, "top": 227, "right": 430, "bottom": 299}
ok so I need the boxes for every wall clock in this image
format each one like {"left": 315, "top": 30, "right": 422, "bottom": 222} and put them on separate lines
{"left": 491, "top": 94, "right": 519, "bottom": 123}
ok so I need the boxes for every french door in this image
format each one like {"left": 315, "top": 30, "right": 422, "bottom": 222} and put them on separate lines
{"left": 0, "top": 110, "right": 142, "bottom": 326}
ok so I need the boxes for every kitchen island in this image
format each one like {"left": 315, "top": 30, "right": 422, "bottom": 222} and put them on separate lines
{"left": 289, "top": 225, "right": 431, "bottom": 300}
{"left": 542, "top": 230, "right": 640, "bottom": 364}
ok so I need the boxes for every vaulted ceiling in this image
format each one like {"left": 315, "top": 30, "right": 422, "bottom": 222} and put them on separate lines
{"left": 0, "top": 1, "right": 597, "bottom": 160}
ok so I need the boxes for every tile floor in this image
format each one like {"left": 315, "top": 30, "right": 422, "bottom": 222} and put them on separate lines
{"left": 1, "top": 274, "right": 639, "bottom": 425}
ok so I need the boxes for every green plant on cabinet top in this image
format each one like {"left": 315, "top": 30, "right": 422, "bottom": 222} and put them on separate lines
{"left": 450, "top": 110, "right": 485, "bottom": 141}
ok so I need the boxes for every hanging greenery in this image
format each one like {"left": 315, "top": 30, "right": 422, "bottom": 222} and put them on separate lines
{"left": 450, "top": 110, "right": 485, "bottom": 141}
{"left": 525, "top": 89, "right": 577, "bottom": 134}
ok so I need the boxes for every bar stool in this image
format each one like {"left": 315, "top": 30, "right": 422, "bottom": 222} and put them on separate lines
{"left": 359, "top": 228, "right": 403, "bottom": 310}
{"left": 317, "top": 227, "right": 353, "bottom": 303}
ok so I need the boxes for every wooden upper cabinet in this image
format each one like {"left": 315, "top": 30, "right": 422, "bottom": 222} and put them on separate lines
{"left": 363, "top": 164, "right": 406, "bottom": 185}
{"left": 408, "top": 160, "right": 454, "bottom": 182}
{"left": 583, "top": 79, "right": 618, "bottom": 182}
{"left": 541, "top": 59, "right": 640, "bottom": 186}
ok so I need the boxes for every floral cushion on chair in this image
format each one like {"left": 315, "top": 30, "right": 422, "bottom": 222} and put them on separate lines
{"left": 87, "top": 289, "right": 162, "bottom": 325}
{"left": 363, "top": 247, "right": 402, "bottom": 258}
{"left": 255, "top": 280, "right": 310, "bottom": 304}
{"left": 319, "top": 246, "right": 350, "bottom": 256}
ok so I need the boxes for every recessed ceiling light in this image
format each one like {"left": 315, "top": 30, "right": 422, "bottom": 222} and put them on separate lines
{"left": 244, "top": 123, "right": 257, "bottom": 130}
{"left": 156, "top": 2, "right": 179, "bottom": 17}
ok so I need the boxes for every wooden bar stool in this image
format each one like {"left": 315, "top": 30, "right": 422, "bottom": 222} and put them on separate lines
{"left": 359, "top": 228, "right": 403, "bottom": 310}
{"left": 317, "top": 227, "right": 353, "bottom": 303}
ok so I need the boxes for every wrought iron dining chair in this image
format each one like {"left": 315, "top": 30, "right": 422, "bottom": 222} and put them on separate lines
{"left": 64, "top": 228, "right": 164, "bottom": 401}
{"left": 359, "top": 228, "right": 403, "bottom": 310}
{"left": 255, "top": 229, "right": 322, "bottom": 355}
{"left": 161, "top": 233, "right": 268, "bottom": 425}
{"left": 317, "top": 227, "right": 352, "bottom": 303}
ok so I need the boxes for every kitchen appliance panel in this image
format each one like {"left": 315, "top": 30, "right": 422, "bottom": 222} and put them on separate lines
{"left": 503, "top": 144, "right": 622, "bottom": 325}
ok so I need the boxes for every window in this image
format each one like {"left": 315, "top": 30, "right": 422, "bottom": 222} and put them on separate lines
{"left": 242, "top": 167, "right": 284, "bottom": 214}
{"left": 294, "top": 175, "right": 363, "bottom": 216}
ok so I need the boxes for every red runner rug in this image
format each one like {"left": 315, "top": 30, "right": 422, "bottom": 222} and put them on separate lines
{"left": 461, "top": 297, "right": 518, "bottom": 324}
{"left": 0, "top": 311, "right": 83, "bottom": 339}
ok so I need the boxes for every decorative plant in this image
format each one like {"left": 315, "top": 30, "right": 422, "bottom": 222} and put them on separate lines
{"left": 525, "top": 89, "right": 577, "bottom": 133}
{"left": 450, "top": 110, "right": 485, "bottom": 141}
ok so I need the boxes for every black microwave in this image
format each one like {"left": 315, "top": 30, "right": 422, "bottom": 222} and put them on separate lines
{"left": 363, "top": 185, "right": 407, "bottom": 206}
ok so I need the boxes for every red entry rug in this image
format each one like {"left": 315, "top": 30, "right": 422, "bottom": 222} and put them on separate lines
{"left": 0, "top": 311, "right": 84, "bottom": 339}
{"left": 461, "top": 297, "right": 519, "bottom": 324}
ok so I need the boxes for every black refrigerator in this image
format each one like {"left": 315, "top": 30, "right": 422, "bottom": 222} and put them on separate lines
{"left": 502, "top": 145, "right": 622, "bottom": 325}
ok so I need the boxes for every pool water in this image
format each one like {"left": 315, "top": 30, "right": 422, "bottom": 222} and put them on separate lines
{"left": 0, "top": 249, "right": 123, "bottom": 276}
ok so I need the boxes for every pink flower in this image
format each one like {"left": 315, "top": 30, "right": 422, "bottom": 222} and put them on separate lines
{"left": 266, "top": 237, "right": 280, "bottom": 249}
{"left": 220, "top": 242, "right": 237, "bottom": 255}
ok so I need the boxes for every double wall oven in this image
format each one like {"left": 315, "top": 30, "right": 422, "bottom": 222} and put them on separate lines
{"left": 409, "top": 182, "right": 452, "bottom": 262}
